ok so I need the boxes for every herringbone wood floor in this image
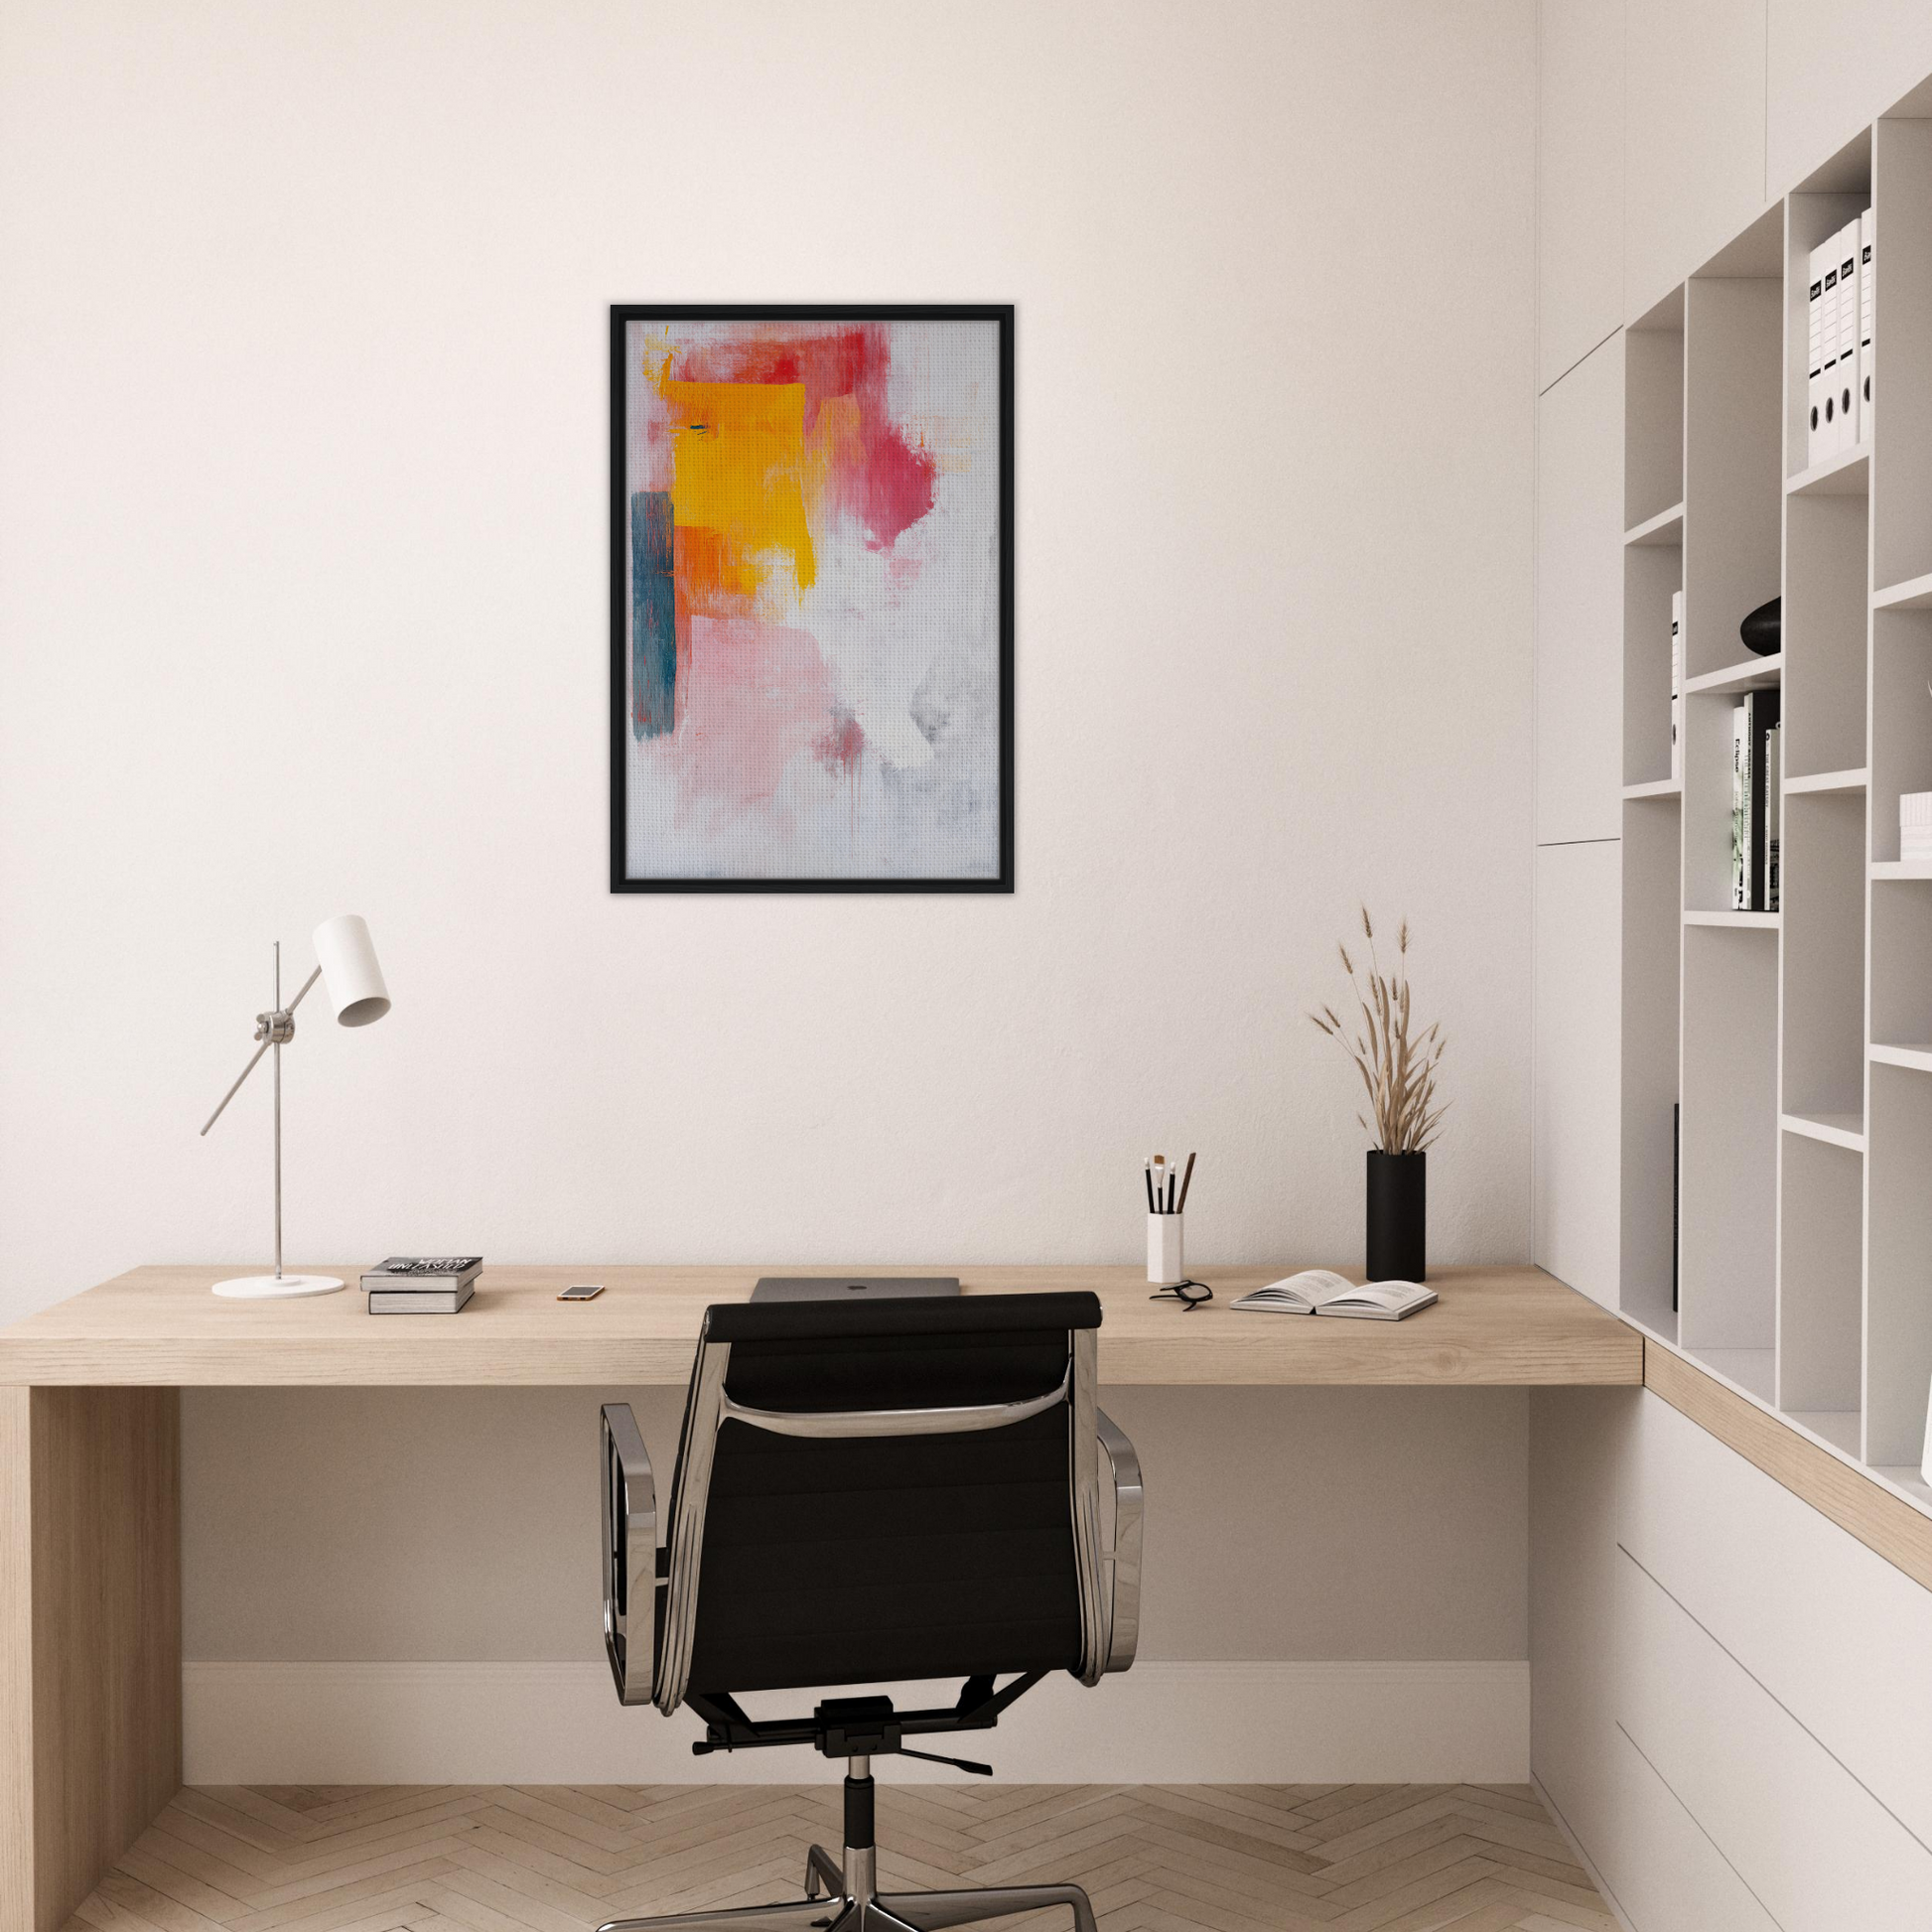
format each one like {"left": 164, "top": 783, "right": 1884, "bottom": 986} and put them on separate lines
{"left": 65, "top": 1784, "right": 1617, "bottom": 1932}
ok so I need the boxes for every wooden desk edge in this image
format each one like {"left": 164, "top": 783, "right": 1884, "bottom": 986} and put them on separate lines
{"left": 0, "top": 1260, "right": 1641, "bottom": 1387}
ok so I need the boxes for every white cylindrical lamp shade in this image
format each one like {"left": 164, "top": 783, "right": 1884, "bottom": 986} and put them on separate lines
{"left": 312, "top": 914, "right": 390, "bottom": 1027}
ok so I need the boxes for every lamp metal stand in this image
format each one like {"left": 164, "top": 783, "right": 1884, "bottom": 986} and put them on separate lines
{"left": 202, "top": 939, "right": 342, "bottom": 1300}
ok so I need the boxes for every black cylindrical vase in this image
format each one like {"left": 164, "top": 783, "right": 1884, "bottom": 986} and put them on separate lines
{"left": 1366, "top": 1150, "right": 1426, "bottom": 1282}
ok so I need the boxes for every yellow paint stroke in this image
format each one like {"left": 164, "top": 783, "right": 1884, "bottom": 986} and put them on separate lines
{"left": 665, "top": 379, "right": 815, "bottom": 596}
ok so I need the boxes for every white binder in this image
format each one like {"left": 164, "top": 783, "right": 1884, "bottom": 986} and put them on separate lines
{"left": 1808, "top": 239, "right": 1832, "bottom": 467}
{"left": 1860, "top": 207, "right": 1874, "bottom": 446}
{"left": 1836, "top": 220, "right": 1861, "bottom": 455}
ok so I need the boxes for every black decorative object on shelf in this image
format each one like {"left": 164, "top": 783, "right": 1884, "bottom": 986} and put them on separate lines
{"left": 1366, "top": 1151, "right": 1427, "bottom": 1283}
{"left": 1740, "top": 595, "right": 1781, "bottom": 656}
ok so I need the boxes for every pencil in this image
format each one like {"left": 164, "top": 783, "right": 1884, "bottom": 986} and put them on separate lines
{"left": 1176, "top": 1151, "right": 1196, "bottom": 1213}
{"left": 1144, "top": 1163, "right": 1157, "bottom": 1213}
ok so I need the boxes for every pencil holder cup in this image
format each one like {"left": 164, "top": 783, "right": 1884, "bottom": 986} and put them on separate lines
{"left": 1148, "top": 1212, "right": 1184, "bottom": 1286}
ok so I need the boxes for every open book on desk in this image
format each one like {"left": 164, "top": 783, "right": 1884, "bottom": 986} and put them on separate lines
{"left": 1230, "top": 1270, "right": 1437, "bottom": 1320}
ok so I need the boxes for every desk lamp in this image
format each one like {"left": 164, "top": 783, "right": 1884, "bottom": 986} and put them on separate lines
{"left": 200, "top": 913, "right": 391, "bottom": 1299}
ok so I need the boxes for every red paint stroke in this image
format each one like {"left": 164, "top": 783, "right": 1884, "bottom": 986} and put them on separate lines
{"left": 671, "top": 325, "right": 935, "bottom": 548}
{"left": 816, "top": 709, "right": 864, "bottom": 779}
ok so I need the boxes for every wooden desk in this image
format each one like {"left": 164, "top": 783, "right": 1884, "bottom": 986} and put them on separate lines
{"left": 0, "top": 1262, "right": 1635, "bottom": 1932}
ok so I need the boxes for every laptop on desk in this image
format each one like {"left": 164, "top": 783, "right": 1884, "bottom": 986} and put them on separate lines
{"left": 751, "top": 1276, "right": 961, "bottom": 1302}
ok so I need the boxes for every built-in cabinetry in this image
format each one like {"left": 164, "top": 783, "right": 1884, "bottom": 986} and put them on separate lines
{"left": 1532, "top": 1385, "right": 1932, "bottom": 1931}
{"left": 1618, "top": 93, "right": 1932, "bottom": 1510}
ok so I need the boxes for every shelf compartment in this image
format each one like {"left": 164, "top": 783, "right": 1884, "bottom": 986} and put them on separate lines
{"left": 1679, "top": 925, "right": 1779, "bottom": 1359}
{"left": 1777, "top": 1133, "right": 1863, "bottom": 1421}
{"left": 1785, "top": 448, "right": 1869, "bottom": 496}
{"left": 1872, "top": 571, "right": 1932, "bottom": 612}
{"left": 1625, "top": 299, "right": 1685, "bottom": 532}
{"left": 1867, "top": 609, "right": 1932, "bottom": 861}
{"left": 1872, "top": 116, "right": 1932, "bottom": 593}
{"left": 1624, "top": 501, "right": 1685, "bottom": 547}
{"left": 1866, "top": 1062, "right": 1932, "bottom": 1467}
{"left": 1623, "top": 541, "right": 1683, "bottom": 787}
{"left": 1870, "top": 862, "right": 1932, "bottom": 1047}
{"left": 1684, "top": 653, "right": 1782, "bottom": 696}
{"left": 1784, "top": 492, "right": 1869, "bottom": 776}
{"left": 1786, "top": 766, "right": 1867, "bottom": 793}
{"left": 1621, "top": 792, "right": 1683, "bottom": 1342}
{"left": 1781, "top": 1110, "right": 1866, "bottom": 1151}
{"left": 1781, "top": 790, "right": 1866, "bottom": 1122}
{"left": 1684, "top": 272, "right": 1782, "bottom": 682}
{"left": 1683, "top": 676, "right": 1779, "bottom": 917}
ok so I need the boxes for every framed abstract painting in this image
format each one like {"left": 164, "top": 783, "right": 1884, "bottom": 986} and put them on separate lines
{"left": 609, "top": 304, "right": 1014, "bottom": 892}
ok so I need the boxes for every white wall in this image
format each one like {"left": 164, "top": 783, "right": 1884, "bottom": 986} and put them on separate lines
{"left": 0, "top": 0, "right": 1537, "bottom": 1311}
{"left": 0, "top": 0, "right": 1539, "bottom": 1764}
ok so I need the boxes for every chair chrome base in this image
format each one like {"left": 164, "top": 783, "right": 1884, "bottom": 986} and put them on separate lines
{"left": 596, "top": 1843, "right": 1098, "bottom": 1932}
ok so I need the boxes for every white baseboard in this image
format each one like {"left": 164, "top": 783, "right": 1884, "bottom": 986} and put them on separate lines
{"left": 183, "top": 1659, "right": 1528, "bottom": 1786}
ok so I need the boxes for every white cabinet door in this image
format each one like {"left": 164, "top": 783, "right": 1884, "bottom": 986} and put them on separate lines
{"left": 1537, "top": 336, "right": 1624, "bottom": 844}
{"left": 1768, "top": 0, "right": 1932, "bottom": 194}
{"left": 1625, "top": 0, "right": 1769, "bottom": 318}
{"left": 1534, "top": 840, "right": 1621, "bottom": 1308}
{"left": 1538, "top": 0, "right": 1624, "bottom": 390}
{"left": 1622, "top": 1390, "right": 1932, "bottom": 1852}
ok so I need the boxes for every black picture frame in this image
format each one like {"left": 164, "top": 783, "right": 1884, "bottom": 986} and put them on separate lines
{"left": 609, "top": 303, "right": 1014, "bottom": 894}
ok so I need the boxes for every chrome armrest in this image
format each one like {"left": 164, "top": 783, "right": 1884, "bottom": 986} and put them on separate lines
{"left": 601, "top": 1403, "right": 657, "bottom": 1707}
{"left": 1095, "top": 1407, "right": 1143, "bottom": 1673}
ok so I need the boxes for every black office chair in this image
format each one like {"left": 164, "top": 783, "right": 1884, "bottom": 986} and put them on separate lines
{"left": 597, "top": 1291, "right": 1143, "bottom": 1932}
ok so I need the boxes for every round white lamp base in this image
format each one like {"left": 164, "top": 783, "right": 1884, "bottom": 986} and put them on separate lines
{"left": 211, "top": 1274, "right": 345, "bottom": 1300}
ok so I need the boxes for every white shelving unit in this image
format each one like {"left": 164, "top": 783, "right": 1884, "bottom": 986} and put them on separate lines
{"left": 1619, "top": 107, "right": 1932, "bottom": 1515}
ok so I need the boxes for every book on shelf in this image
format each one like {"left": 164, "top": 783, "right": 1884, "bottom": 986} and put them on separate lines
{"left": 1728, "top": 691, "right": 1781, "bottom": 911}
{"left": 1730, "top": 703, "right": 1749, "bottom": 907}
{"left": 369, "top": 1282, "right": 475, "bottom": 1314}
{"left": 1765, "top": 720, "right": 1781, "bottom": 911}
{"left": 1229, "top": 1270, "right": 1437, "bottom": 1320}
{"left": 1670, "top": 590, "right": 1683, "bottom": 780}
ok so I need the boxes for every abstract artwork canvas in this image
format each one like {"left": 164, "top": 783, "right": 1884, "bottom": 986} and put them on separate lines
{"left": 610, "top": 305, "right": 1013, "bottom": 891}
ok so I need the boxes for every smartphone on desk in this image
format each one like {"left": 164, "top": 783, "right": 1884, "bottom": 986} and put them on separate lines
{"left": 558, "top": 1283, "right": 605, "bottom": 1301}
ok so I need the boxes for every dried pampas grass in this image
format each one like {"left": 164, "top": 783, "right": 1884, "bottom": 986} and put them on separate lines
{"left": 1310, "top": 907, "right": 1449, "bottom": 1154}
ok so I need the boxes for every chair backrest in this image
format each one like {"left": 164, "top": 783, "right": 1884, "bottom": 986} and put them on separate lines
{"left": 652, "top": 1292, "right": 1107, "bottom": 1713}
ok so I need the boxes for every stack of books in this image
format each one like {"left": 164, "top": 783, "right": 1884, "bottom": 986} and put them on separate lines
{"left": 361, "top": 1256, "right": 483, "bottom": 1313}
